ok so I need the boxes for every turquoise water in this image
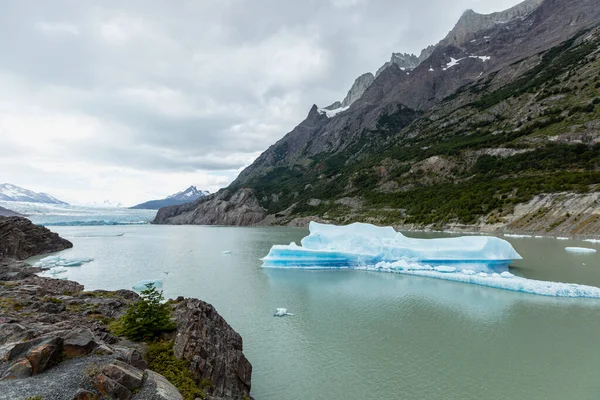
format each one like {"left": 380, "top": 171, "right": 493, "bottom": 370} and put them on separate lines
{"left": 33, "top": 226, "right": 600, "bottom": 400}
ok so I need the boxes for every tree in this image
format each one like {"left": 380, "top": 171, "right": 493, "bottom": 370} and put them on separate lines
{"left": 114, "top": 284, "right": 176, "bottom": 341}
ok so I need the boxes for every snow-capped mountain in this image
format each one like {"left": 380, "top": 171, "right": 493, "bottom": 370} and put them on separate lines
{"left": 166, "top": 185, "right": 210, "bottom": 201}
{"left": 131, "top": 186, "right": 209, "bottom": 210}
{"left": 0, "top": 183, "right": 68, "bottom": 205}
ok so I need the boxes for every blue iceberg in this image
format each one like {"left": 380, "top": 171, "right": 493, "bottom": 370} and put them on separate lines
{"left": 34, "top": 256, "right": 94, "bottom": 268}
{"left": 262, "top": 222, "right": 600, "bottom": 298}
{"left": 132, "top": 279, "right": 163, "bottom": 291}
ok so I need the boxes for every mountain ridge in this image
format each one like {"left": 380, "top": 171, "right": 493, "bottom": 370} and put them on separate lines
{"left": 154, "top": 0, "right": 600, "bottom": 235}
{"left": 0, "top": 183, "right": 68, "bottom": 205}
{"left": 131, "top": 185, "right": 209, "bottom": 210}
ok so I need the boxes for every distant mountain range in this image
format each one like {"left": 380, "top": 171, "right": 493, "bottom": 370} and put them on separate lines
{"left": 131, "top": 186, "right": 209, "bottom": 210}
{"left": 0, "top": 183, "right": 68, "bottom": 205}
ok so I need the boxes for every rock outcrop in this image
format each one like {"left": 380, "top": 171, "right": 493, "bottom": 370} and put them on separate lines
{"left": 340, "top": 72, "right": 375, "bottom": 108}
{"left": 0, "top": 219, "right": 254, "bottom": 399}
{"left": 153, "top": 188, "right": 266, "bottom": 226}
{"left": 0, "top": 216, "right": 73, "bottom": 260}
{"left": 172, "top": 298, "right": 253, "bottom": 400}
{"left": 376, "top": 53, "right": 420, "bottom": 76}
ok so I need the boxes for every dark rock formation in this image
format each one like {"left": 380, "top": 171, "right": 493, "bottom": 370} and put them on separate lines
{"left": 172, "top": 298, "right": 253, "bottom": 400}
{"left": 0, "top": 216, "right": 72, "bottom": 260}
{"left": 153, "top": 188, "right": 266, "bottom": 226}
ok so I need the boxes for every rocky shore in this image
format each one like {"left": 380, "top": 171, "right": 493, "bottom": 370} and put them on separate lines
{"left": 0, "top": 217, "right": 253, "bottom": 400}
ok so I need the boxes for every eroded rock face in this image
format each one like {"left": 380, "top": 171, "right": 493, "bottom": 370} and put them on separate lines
{"left": 172, "top": 298, "right": 252, "bottom": 400}
{"left": 153, "top": 188, "right": 266, "bottom": 226}
{"left": 0, "top": 216, "right": 72, "bottom": 260}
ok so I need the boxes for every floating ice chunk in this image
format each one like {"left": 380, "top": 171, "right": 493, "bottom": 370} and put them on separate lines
{"left": 565, "top": 247, "right": 597, "bottom": 254}
{"left": 263, "top": 222, "right": 521, "bottom": 272}
{"left": 48, "top": 267, "right": 68, "bottom": 275}
{"left": 504, "top": 234, "right": 532, "bottom": 238}
{"left": 132, "top": 279, "right": 163, "bottom": 291}
{"left": 434, "top": 266, "right": 457, "bottom": 273}
{"left": 222, "top": 250, "right": 232, "bottom": 255}
{"left": 584, "top": 239, "right": 600, "bottom": 244}
{"left": 34, "top": 256, "right": 94, "bottom": 269}
{"left": 274, "top": 308, "right": 294, "bottom": 317}
{"left": 262, "top": 222, "right": 600, "bottom": 298}
{"left": 557, "top": 237, "right": 569, "bottom": 240}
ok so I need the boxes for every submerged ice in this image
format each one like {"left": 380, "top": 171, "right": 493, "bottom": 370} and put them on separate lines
{"left": 262, "top": 222, "right": 600, "bottom": 298}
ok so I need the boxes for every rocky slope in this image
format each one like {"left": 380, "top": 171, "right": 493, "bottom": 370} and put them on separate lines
{"left": 0, "top": 206, "right": 22, "bottom": 217}
{"left": 0, "top": 218, "right": 253, "bottom": 399}
{"left": 154, "top": 0, "right": 600, "bottom": 235}
{"left": 0, "top": 216, "right": 73, "bottom": 260}
{"left": 0, "top": 183, "right": 67, "bottom": 205}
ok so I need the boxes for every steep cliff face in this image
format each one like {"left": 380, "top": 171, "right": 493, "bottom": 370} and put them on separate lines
{"left": 153, "top": 188, "right": 266, "bottom": 226}
{"left": 0, "top": 216, "right": 72, "bottom": 260}
{"left": 440, "top": 0, "right": 544, "bottom": 47}
{"left": 172, "top": 298, "right": 252, "bottom": 400}
{"left": 340, "top": 73, "right": 376, "bottom": 108}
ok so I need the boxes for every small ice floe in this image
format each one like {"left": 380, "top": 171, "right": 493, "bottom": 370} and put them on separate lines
{"left": 504, "top": 234, "right": 532, "bottom": 238}
{"left": 132, "top": 279, "right": 163, "bottom": 291}
{"left": 34, "top": 256, "right": 94, "bottom": 269}
{"left": 557, "top": 237, "right": 569, "bottom": 241}
{"left": 565, "top": 247, "right": 597, "bottom": 254}
{"left": 434, "top": 266, "right": 457, "bottom": 273}
{"left": 274, "top": 308, "right": 294, "bottom": 317}
{"left": 222, "top": 250, "right": 232, "bottom": 255}
{"left": 584, "top": 239, "right": 600, "bottom": 244}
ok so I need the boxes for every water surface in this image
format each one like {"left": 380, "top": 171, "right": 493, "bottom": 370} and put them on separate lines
{"left": 35, "top": 226, "right": 600, "bottom": 400}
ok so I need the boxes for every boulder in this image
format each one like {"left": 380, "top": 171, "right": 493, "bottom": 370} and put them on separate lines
{"left": 116, "top": 347, "right": 148, "bottom": 370}
{"left": 0, "top": 216, "right": 72, "bottom": 260}
{"left": 134, "top": 370, "right": 183, "bottom": 400}
{"left": 101, "top": 360, "right": 144, "bottom": 391}
{"left": 0, "top": 336, "right": 63, "bottom": 377}
{"left": 1, "top": 358, "right": 32, "bottom": 379}
{"left": 172, "top": 298, "right": 252, "bottom": 399}
{"left": 94, "top": 373, "right": 132, "bottom": 400}
{"left": 71, "top": 389, "right": 100, "bottom": 400}
{"left": 63, "top": 328, "right": 101, "bottom": 357}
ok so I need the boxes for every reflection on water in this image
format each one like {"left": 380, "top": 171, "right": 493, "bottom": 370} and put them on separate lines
{"left": 40, "top": 225, "right": 600, "bottom": 400}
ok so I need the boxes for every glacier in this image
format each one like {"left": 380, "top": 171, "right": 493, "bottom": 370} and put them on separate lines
{"left": 262, "top": 222, "right": 600, "bottom": 298}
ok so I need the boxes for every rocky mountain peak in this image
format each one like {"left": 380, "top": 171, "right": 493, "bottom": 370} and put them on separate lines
{"left": 441, "top": 0, "right": 544, "bottom": 47}
{"left": 376, "top": 53, "right": 420, "bottom": 77}
{"left": 341, "top": 72, "right": 375, "bottom": 108}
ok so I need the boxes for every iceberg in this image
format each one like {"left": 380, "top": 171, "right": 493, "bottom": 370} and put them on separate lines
{"left": 274, "top": 308, "right": 294, "bottom": 317}
{"left": 262, "top": 222, "right": 600, "bottom": 298}
{"left": 34, "top": 256, "right": 94, "bottom": 269}
{"left": 565, "top": 247, "right": 597, "bottom": 254}
{"left": 263, "top": 222, "right": 521, "bottom": 272}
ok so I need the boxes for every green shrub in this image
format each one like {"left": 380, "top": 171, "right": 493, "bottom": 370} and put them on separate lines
{"left": 146, "top": 341, "right": 207, "bottom": 400}
{"left": 111, "top": 285, "right": 176, "bottom": 341}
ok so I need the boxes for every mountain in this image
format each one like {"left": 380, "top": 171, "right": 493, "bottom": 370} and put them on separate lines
{"left": 0, "top": 206, "right": 23, "bottom": 217}
{"left": 131, "top": 186, "right": 209, "bottom": 210}
{"left": 85, "top": 200, "right": 124, "bottom": 208}
{"left": 0, "top": 183, "right": 68, "bottom": 205}
{"left": 155, "top": 0, "right": 600, "bottom": 235}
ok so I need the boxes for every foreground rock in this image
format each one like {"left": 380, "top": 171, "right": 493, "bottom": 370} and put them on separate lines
{"left": 0, "top": 217, "right": 253, "bottom": 399}
{"left": 0, "top": 216, "right": 72, "bottom": 260}
{"left": 173, "top": 298, "right": 253, "bottom": 399}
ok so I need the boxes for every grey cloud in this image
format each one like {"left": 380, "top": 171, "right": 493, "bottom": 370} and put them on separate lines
{"left": 0, "top": 0, "right": 524, "bottom": 202}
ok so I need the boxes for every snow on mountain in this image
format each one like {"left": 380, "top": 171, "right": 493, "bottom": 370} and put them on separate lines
{"left": 131, "top": 185, "right": 209, "bottom": 210}
{"left": 0, "top": 183, "right": 68, "bottom": 205}
{"left": 166, "top": 185, "right": 210, "bottom": 200}
{"left": 85, "top": 200, "right": 124, "bottom": 208}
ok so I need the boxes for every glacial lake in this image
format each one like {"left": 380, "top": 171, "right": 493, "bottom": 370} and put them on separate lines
{"left": 32, "top": 225, "right": 600, "bottom": 400}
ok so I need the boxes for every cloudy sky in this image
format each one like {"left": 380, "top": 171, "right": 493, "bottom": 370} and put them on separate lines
{"left": 0, "top": 0, "right": 522, "bottom": 206}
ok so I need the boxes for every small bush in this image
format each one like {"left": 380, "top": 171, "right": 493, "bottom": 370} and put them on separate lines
{"left": 111, "top": 285, "right": 176, "bottom": 341}
{"left": 146, "top": 341, "right": 207, "bottom": 400}
{"left": 593, "top": 97, "right": 600, "bottom": 105}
